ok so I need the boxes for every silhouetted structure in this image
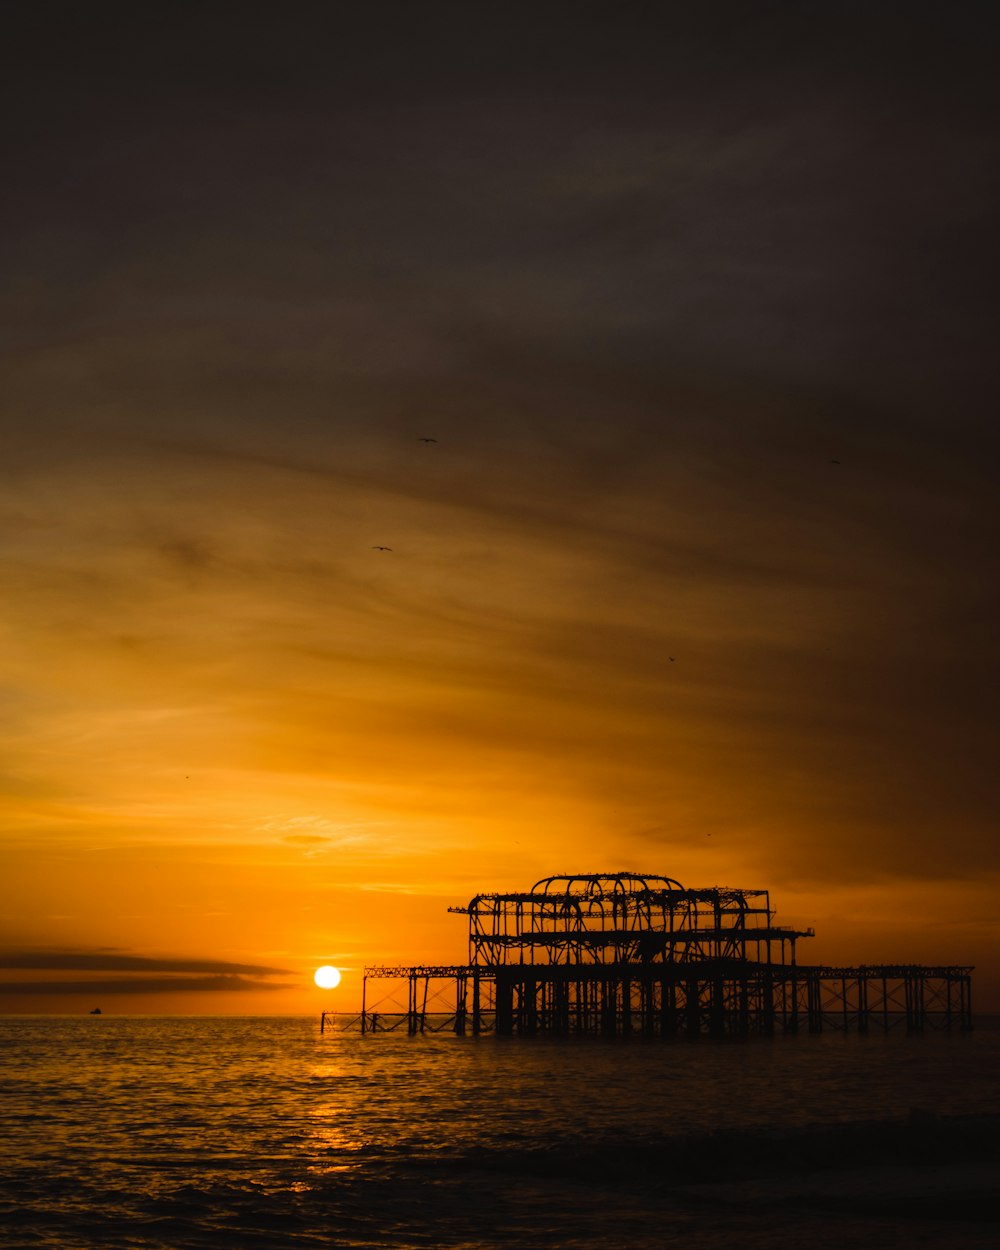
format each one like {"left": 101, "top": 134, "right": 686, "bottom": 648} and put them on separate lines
{"left": 327, "top": 872, "right": 973, "bottom": 1037}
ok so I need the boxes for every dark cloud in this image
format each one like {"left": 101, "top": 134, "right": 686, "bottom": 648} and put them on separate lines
{"left": 0, "top": 952, "right": 290, "bottom": 975}
{"left": 0, "top": 950, "right": 294, "bottom": 998}
{"left": 3, "top": 6, "right": 996, "bottom": 407}
{"left": 1, "top": 976, "right": 288, "bottom": 995}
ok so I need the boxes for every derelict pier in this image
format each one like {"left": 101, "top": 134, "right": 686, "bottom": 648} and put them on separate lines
{"left": 330, "top": 873, "right": 973, "bottom": 1037}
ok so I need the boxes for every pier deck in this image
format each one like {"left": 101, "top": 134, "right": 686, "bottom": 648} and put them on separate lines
{"left": 327, "top": 960, "right": 973, "bottom": 1037}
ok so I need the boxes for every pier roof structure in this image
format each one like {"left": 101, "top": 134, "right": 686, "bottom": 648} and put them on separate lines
{"left": 447, "top": 870, "right": 814, "bottom": 967}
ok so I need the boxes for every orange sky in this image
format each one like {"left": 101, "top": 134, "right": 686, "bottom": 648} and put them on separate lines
{"left": 2, "top": 5, "right": 997, "bottom": 1014}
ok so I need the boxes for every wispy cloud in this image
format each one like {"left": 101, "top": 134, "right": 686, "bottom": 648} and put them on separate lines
{"left": 1, "top": 0, "right": 996, "bottom": 1007}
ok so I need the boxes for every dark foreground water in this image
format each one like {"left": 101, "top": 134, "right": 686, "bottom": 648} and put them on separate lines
{"left": 2, "top": 1015, "right": 999, "bottom": 1249}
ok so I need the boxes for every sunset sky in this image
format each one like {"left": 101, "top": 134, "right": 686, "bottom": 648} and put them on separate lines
{"left": 2, "top": 2, "right": 997, "bottom": 1014}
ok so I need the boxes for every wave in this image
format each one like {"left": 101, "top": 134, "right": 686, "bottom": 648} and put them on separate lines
{"left": 405, "top": 1108, "right": 1000, "bottom": 1188}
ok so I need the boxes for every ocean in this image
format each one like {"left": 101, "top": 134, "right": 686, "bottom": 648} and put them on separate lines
{"left": 2, "top": 1014, "right": 998, "bottom": 1249}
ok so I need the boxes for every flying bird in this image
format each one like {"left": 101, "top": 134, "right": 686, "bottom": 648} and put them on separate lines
{"left": 372, "top": 546, "right": 393, "bottom": 551}
{"left": 417, "top": 437, "right": 438, "bottom": 443}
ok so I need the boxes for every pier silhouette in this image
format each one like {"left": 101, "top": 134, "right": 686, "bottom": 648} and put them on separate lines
{"left": 325, "top": 873, "right": 973, "bottom": 1037}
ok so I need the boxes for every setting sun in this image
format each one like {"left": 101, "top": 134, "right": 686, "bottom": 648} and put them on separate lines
{"left": 314, "top": 965, "right": 342, "bottom": 990}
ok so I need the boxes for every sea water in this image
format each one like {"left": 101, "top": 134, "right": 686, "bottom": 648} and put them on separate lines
{"left": 2, "top": 1015, "right": 998, "bottom": 1249}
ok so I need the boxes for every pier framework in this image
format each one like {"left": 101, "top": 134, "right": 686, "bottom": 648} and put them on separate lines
{"left": 330, "top": 873, "right": 973, "bottom": 1037}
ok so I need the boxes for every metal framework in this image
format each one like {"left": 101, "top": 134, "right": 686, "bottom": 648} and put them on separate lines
{"left": 455, "top": 872, "right": 814, "bottom": 966}
{"left": 330, "top": 872, "right": 973, "bottom": 1038}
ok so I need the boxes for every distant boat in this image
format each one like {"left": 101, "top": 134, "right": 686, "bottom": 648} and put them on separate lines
{"left": 89, "top": 1007, "right": 102, "bottom": 1015}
